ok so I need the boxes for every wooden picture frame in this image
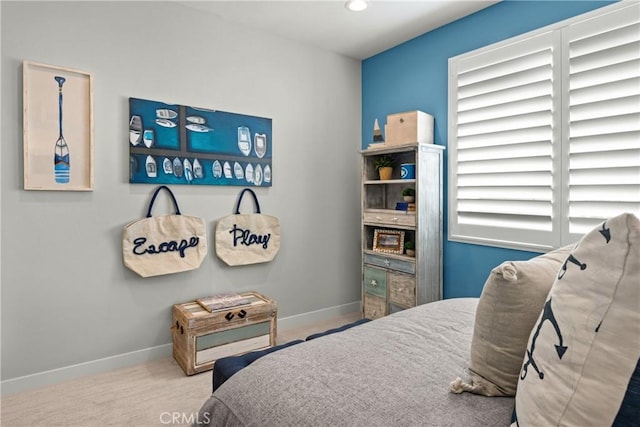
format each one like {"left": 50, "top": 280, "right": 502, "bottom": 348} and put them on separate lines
{"left": 373, "top": 229, "right": 405, "bottom": 254}
{"left": 23, "top": 61, "right": 94, "bottom": 191}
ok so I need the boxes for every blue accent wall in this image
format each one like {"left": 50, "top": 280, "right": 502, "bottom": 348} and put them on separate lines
{"left": 362, "top": 1, "right": 614, "bottom": 299}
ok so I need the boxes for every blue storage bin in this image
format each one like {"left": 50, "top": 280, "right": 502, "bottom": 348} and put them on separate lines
{"left": 401, "top": 163, "right": 415, "bottom": 179}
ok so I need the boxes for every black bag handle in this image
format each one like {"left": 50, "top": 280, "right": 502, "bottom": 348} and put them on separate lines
{"left": 234, "top": 188, "right": 261, "bottom": 214}
{"left": 146, "top": 185, "right": 181, "bottom": 217}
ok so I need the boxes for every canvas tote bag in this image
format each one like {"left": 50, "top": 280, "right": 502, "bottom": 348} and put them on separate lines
{"left": 215, "top": 188, "right": 280, "bottom": 266}
{"left": 122, "top": 185, "right": 207, "bottom": 277}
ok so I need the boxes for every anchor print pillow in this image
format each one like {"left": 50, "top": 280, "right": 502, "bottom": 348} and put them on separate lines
{"left": 512, "top": 213, "right": 640, "bottom": 426}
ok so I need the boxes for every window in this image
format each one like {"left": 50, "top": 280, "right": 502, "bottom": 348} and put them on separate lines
{"left": 448, "top": 2, "right": 640, "bottom": 252}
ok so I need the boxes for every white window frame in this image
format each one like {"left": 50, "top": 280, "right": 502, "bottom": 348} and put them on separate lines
{"left": 448, "top": 1, "right": 640, "bottom": 252}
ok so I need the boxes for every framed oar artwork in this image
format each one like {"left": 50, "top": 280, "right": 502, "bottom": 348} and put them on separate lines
{"left": 23, "top": 61, "right": 94, "bottom": 191}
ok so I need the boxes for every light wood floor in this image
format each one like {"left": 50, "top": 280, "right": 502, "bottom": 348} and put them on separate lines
{"left": 0, "top": 311, "right": 361, "bottom": 427}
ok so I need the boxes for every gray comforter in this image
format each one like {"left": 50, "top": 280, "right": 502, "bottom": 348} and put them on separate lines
{"left": 196, "top": 298, "right": 514, "bottom": 426}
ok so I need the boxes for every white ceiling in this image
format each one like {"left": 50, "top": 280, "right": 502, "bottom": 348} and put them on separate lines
{"left": 177, "top": 1, "right": 499, "bottom": 60}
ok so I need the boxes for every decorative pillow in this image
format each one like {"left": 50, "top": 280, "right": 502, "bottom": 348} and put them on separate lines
{"left": 512, "top": 213, "right": 640, "bottom": 426}
{"left": 450, "top": 245, "right": 572, "bottom": 397}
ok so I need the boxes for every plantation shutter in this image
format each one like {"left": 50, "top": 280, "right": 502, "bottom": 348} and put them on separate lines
{"left": 449, "top": 2, "right": 640, "bottom": 252}
{"left": 448, "top": 31, "right": 561, "bottom": 251}
{"left": 564, "top": 5, "right": 640, "bottom": 241}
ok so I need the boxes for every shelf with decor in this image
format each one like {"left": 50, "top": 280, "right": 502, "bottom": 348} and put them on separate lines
{"left": 360, "top": 139, "right": 444, "bottom": 320}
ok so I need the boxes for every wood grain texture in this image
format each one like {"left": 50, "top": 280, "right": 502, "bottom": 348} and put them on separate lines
{"left": 172, "top": 291, "right": 277, "bottom": 375}
{"left": 361, "top": 143, "right": 443, "bottom": 319}
{"left": 363, "top": 294, "right": 386, "bottom": 320}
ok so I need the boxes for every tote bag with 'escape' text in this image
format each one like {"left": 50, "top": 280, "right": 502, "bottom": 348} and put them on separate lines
{"left": 122, "top": 185, "right": 207, "bottom": 277}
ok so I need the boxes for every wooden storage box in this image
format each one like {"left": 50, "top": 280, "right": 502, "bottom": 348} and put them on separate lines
{"left": 385, "top": 110, "right": 434, "bottom": 146}
{"left": 172, "top": 291, "right": 277, "bottom": 375}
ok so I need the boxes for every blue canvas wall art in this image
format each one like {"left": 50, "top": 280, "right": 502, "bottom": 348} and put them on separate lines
{"left": 129, "top": 97, "right": 272, "bottom": 186}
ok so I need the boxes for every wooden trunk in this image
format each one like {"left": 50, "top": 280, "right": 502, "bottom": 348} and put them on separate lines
{"left": 172, "top": 291, "right": 277, "bottom": 376}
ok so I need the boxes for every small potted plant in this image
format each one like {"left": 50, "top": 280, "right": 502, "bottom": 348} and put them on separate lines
{"left": 402, "top": 187, "right": 415, "bottom": 203}
{"left": 374, "top": 155, "right": 396, "bottom": 180}
{"left": 404, "top": 240, "right": 415, "bottom": 257}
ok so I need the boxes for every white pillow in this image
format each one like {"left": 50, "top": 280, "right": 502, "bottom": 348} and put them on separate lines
{"left": 512, "top": 213, "right": 640, "bottom": 426}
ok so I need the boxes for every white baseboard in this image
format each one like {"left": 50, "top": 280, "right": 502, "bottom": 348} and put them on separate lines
{"left": 0, "top": 300, "right": 361, "bottom": 396}
{"left": 277, "top": 300, "right": 361, "bottom": 330}
{"left": 1, "top": 343, "right": 173, "bottom": 396}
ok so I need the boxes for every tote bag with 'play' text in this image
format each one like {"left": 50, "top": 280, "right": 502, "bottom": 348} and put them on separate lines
{"left": 122, "top": 185, "right": 207, "bottom": 277}
{"left": 215, "top": 188, "right": 280, "bottom": 267}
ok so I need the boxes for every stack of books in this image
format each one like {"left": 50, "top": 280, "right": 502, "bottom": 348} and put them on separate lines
{"left": 395, "top": 202, "right": 416, "bottom": 212}
{"left": 196, "top": 293, "right": 250, "bottom": 312}
{"left": 367, "top": 142, "right": 385, "bottom": 150}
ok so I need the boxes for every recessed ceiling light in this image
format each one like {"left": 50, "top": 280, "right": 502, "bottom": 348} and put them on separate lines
{"left": 345, "top": 0, "right": 368, "bottom": 12}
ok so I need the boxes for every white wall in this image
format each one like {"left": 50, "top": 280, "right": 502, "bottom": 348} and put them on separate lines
{"left": 0, "top": 1, "right": 361, "bottom": 391}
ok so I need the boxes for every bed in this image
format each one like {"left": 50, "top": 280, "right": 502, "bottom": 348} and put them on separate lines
{"left": 196, "top": 298, "right": 514, "bottom": 426}
{"left": 196, "top": 213, "right": 640, "bottom": 426}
